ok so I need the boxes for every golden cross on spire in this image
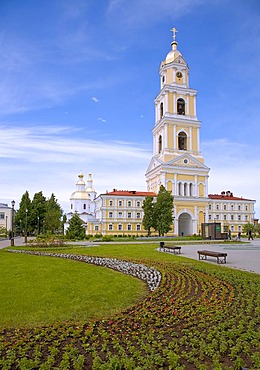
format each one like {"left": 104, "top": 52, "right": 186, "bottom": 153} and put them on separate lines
{"left": 171, "top": 27, "right": 178, "bottom": 42}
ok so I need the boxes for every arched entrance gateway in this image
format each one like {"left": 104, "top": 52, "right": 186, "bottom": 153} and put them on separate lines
{"left": 178, "top": 212, "right": 192, "bottom": 236}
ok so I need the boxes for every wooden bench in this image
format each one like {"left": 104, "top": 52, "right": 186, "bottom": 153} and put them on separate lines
{"left": 159, "top": 242, "right": 181, "bottom": 254}
{"left": 197, "top": 250, "right": 227, "bottom": 264}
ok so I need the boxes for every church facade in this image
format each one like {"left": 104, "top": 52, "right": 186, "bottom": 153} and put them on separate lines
{"left": 66, "top": 30, "right": 255, "bottom": 237}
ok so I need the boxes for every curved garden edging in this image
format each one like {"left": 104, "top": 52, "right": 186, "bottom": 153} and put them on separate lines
{"left": 6, "top": 249, "right": 161, "bottom": 291}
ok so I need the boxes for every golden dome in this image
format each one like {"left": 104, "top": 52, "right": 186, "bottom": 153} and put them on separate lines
{"left": 76, "top": 172, "right": 85, "bottom": 186}
{"left": 165, "top": 41, "right": 182, "bottom": 64}
{"left": 70, "top": 191, "right": 89, "bottom": 200}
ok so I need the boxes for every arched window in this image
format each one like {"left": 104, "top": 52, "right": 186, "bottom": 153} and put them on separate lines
{"left": 178, "top": 182, "right": 182, "bottom": 196}
{"left": 158, "top": 135, "right": 162, "bottom": 153}
{"left": 160, "top": 102, "right": 163, "bottom": 118}
{"left": 184, "top": 183, "right": 187, "bottom": 196}
{"left": 178, "top": 131, "right": 187, "bottom": 150}
{"left": 189, "top": 183, "right": 193, "bottom": 196}
{"left": 177, "top": 98, "right": 185, "bottom": 115}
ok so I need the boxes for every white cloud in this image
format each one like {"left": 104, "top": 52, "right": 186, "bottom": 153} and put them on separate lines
{"left": 202, "top": 138, "right": 260, "bottom": 217}
{"left": 92, "top": 96, "right": 100, "bottom": 103}
{"left": 98, "top": 117, "right": 107, "bottom": 123}
{"left": 0, "top": 125, "right": 151, "bottom": 209}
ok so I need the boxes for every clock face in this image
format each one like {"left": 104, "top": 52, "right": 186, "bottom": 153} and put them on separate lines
{"left": 176, "top": 71, "right": 182, "bottom": 78}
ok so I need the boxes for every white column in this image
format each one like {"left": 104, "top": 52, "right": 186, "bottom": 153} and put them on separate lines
{"left": 193, "top": 94, "right": 197, "bottom": 117}
{"left": 195, "top": 175, "right": 198, "bottom": 197}
{"left": 173, "top": 125, "right": 176, "bottom": 150}
{"left": 197, "top": 128, "right": 200, "bottom": 152}
{"left": 189, "top": 126, "right": 192, "bottom": 151}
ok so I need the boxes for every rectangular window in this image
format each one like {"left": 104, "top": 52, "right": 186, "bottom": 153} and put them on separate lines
{"left": 136, "top": 212, "right": 141, "bottom": 218}
{"left": 127, "top": 201, "right": 131, "bottom": 207}
{"left": 127, "top": 224, "right": 132, "bottom": 231}
{"left": 209, "top": 204, "right": 212, "bottom": 210}
{"left": 109, "top": 200, "right": 113, "bottom": 206}
{"left": 118, "top": 212, "right": 123, "bottom": 218}
{"left": 224, "top": 215, "right": 227, "bottom": 220}
{"left": 94, "top": 225, "right": 99, "bottom": 231}
{"left": 238, "top": 215, "right": 241, "bottom": 221}
{"left": 209, "top": 215, "right": 212, "bottom": 220}
{"left": 136, "top": 201, "right": 140, "bottom": 207}
{"left": 118, "top": 200, "right": 122, "bottom": 206}
{"left": 0, "top": 212, "right": 5, "bottom": 219}
{"left": 118, "top": 224, "right": 122, "bottom": 231}
{"left": 136, "top": 224, "right": 141, "bottom": 231}
{"left": 127, "top": 212, "right": 132, "bottom": 218}
{"left": 231, "top": 215, "right": 234, "bottom": 221}
{"left": 108, "top": 212, "right": 113, "bottom": 218}
{"left": 224, "top": 204, "right": 226, "bottom": 210}
{"left": 216, "top": 215, "right": 219, "bottom": 220}
{"left": 109, "top": 224, "right": 113, "bottom": 230}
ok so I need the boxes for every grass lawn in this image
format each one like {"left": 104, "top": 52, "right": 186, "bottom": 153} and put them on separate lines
{"left": 1, "top": 243, "right": 260, "bottom": 369}
{"left": 0, "top": 249, "right": 147, "bottom": 328}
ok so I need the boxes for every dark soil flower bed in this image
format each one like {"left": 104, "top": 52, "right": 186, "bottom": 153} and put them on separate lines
{"left": 0, "top": 251, "right": 260, "bottom": 369}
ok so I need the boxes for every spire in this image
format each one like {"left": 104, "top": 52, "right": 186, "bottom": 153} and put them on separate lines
{"left": 164, "top": 27, "right": 182, "bottom": 64}
{"left": 170, "top": 27, "right": 178, "bottom": 50}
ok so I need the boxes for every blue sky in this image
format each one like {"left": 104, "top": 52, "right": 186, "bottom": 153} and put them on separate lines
{"left": 1, "top": 0, "right": 260, "bottom": 216}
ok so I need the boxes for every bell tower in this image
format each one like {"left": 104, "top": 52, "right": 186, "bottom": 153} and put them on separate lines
{"left": 146, "top": 28, "right": 210, "bottom": 235}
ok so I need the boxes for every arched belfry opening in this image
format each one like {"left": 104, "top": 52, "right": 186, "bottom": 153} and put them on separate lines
{"left": 158, "top": 135, "right": 162, "bottom": 153}
{"left": 178, "top": 131, "right": 187, "bottom": 150}
{"left": 160, "top": 102, "right": 164, "bottom": 118}
{"left": 177, "top": 98, "right": 185, "bottom": 115}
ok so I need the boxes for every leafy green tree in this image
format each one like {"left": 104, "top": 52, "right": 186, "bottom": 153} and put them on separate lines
{"left": 61, "top": 214, "right": 67, "bottom": 235}
{"left": 66, "top": 214, "right": 85, "bottom": 240}
{"left": 242, "top": 222, "right": 255, "bottom": 235}
{"left": 153, "top": 185, "right": 174, "bottom": 236}
{"left": 254, "top": 223, "right": 260, "bottom": 236}
{"left": 44, "top": 194, "right": 63, "bottom": 234}
{"left": 31, "top": 192, "right": 46, "bottom": 234}
{"left": 142, "top": 196, "right": 155, "bottom": 236}
{"left": 15, "top": 191, "right": 31, "bottom": 235}
{"left": 0, "top": 226, "right": 6, "bottom": 237}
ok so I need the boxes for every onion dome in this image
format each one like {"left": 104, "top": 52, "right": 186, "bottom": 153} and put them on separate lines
{"left": 70, "top": 173, "right": 89, "bottom": 200}
{"left": 86, "top": 173, "right": 95, "bottom": 193}
{"left": 165, "top": 27, "right": 182, "bottom": 64}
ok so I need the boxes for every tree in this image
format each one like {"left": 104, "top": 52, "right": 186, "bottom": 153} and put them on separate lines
{"left": 31, "top": 192, "right": 46, "bottom": 234}
{"left": 44, "top": 194, "right": 63, "bottom": 234}
{"left": 254, "top": 223, "right": 260, "bottom": 237}
{"left": 142, "top": 196, "right": 155, "bottom": 236}
{"left": 66, "top": 214, "right": 85, "bottom": 240}
{"left": 153, "top": 185, "right": 174, "bottom": 236}
{"left": 242, "top": 222, "right": 255, "bottom": 235}
{"left": 15, "top": 191, "right": 31, "bottom": 235}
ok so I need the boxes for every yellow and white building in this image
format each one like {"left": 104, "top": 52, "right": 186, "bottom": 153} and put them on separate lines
{"left": 66, "top": 30, "right": 255, "bottom": 237}
{"left": 146, "top": 29, "right": 210, "bottom": 235}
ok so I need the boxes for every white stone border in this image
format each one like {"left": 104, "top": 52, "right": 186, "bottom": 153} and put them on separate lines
{"left": 7, "top": 250, "right": 161, "bottom": 291}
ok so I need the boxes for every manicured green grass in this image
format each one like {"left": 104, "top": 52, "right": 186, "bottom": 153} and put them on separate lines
{"left": 0, "top": 250, "right": 148, "bottom": 328}
{"left": 1, "top": 244, "right": 260, "bottom": 369}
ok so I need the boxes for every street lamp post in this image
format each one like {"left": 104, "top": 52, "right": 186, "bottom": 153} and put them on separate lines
{"left": 38, "top": 216, "right": 40, "bottom": 235}
{"left": 11, "top": 200, "right": 15, "bottom": 246}
{"left": 25, "top": 209, "right": 28, "bottom": 243}
{"left": 5, "top": 216, "right": 8, "bottom": 238}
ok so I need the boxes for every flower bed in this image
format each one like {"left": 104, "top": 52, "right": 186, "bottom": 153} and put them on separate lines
{"left": 0, "top": 250, "right": 260, "bottom": 369}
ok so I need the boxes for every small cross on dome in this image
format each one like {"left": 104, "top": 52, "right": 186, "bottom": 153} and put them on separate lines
{"left": 171, "top": 27, "right": 178, "bottom": 42}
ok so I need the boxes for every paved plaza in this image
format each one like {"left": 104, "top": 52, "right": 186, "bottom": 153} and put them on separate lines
{"left": 1, "top": 237, "right": 259, "bottom": 275}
